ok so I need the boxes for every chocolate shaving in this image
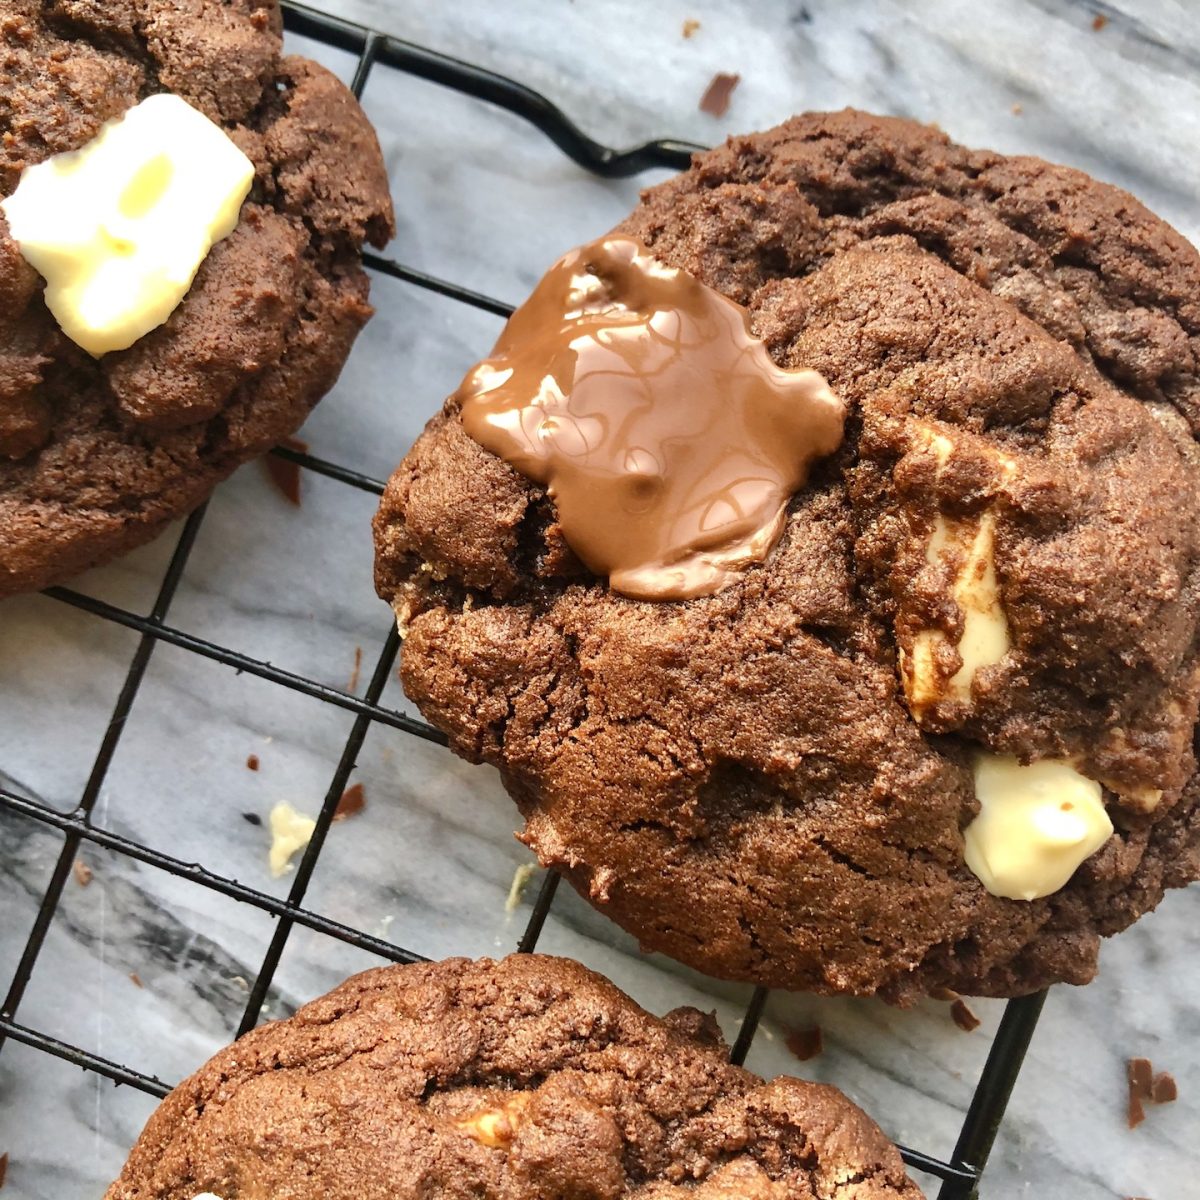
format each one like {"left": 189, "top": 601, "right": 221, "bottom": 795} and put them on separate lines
{"left": 242, "top": 811, "right": 263, "bottom": 826}
{"left": 334, "top": 782, "right": 366, "bottom": 821}
{"left": 682, "top": 18, "right": 700, "bottom": 38}
{"left": 73, "top": 858, "right": 93, "bottom": 887}
{"left": 784, "top": 1026, "right": 823, "bottom": 1062}
{"left": 950, "top": 998, "right": 981, "bottom": 1032}
{"left": 348, "top": 645, "right": 363, "bottom": 693}
{"left": 263, "top": 434, "right": 308, "bottom": 505}
{"left": 1092, "top": 13, "right": 1109, "bottom": 31}
{"left": 246, "top": 753, "right": 260, "bottom": 772}
{"left": 699, "top": 72, "right": 740, "bottom": 118}
{"left": 1151, "top": 1071, "right": 1177, "bottom": 1104}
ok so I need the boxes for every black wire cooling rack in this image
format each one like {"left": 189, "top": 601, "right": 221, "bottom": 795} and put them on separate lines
{"left": 0, "top": 4, "right": 1049, "bottom": 1197}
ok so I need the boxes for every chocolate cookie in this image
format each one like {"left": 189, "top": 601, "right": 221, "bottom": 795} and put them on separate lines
{"left": 0, "top": 0, "right": 394, "bottom": 596}
{"left": 106, "top": 955, "right": 921, "bottom": 1199}
{"left": 374, "top": 111, "right": 1200, "bottom": 1001}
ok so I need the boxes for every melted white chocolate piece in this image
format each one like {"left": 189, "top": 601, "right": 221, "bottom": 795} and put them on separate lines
{"left": 1, "top": 93, "right": 254, "bottom": 356}
{"left": 964, "top": 755, "right": 1114, "bottom": 900}
{"left": 900, "top": 426, "right": 1014, "bottom": 715}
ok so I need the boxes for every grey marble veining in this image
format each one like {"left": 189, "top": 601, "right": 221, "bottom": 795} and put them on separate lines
{"left": 1, "top": 2, "right": 1197, "bottom": 1198}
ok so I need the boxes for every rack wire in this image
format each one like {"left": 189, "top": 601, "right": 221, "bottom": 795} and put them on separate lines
{"left": 0, "top": 4, "right": 1049, "bottom": 1196}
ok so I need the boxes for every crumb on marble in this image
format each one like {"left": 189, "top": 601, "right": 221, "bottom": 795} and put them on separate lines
{"left": 951, "top": 998, "right": 981, "bottom": 1032}
{"left": 263, "top": 435, "right": 308, "bottom": 505}
{"left": 73, "top": 858, "right": 93, "bottom": 887}
{"left": 506, "top": 862, "right": 537, "bottom": 913}
{"left": 1152, "top": 1071, "right": 1177, "bottom": 1104}
{"left": 333, "top": 782, "right": 366, "bottom": 821}
{"left": 242, "top": 811, "right": 262, "bottom": 826}
{"left": 699, "top": 72, "right": 740, "bottom": 117}
{"left": 785, "top": 1025, "right": 823, "bottom": 1061}
{"left": 682, "top": 18, "right": 700, "bottom": 38}
{"left": 129, "top": 972, "right": 144, "bottom": 989}
{"left": 1092, "top": 13, "right": 1109, "bottom": 31}
{"left": 268, "top": 802, "right": 316, "bottom": 877}
{"left": 246, "top": 753, "right": 260, "bottom": 771}
{"left": 1011, "top": 102, "right": 1023, "bottom": 116}
{"left": 348, "top": 644, "right": 363, "bottom": 692}
{"left": 0, "top": 1151, "right": 8, "bottom": 1190}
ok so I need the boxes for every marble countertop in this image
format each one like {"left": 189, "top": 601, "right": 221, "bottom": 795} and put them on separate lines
{"left": 1, "top": 2, "right": 1197, "bottom": 1197}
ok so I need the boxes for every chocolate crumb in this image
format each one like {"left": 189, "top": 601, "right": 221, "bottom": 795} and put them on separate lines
{"left": 0, "top": 1152, "right": 7, "bottom": 1190}
{"left": 73, "top": 859, "right": 93, "bottom": 887}
{"left": 1127, "top": 1082, "right": 1146, "bottom": 1129}
{"left": 1128, "top": 1057, "right": 1154, "bottom": 1096}
{"left": 263, "top": 435, "right": 308, "bottom": 506}
{"left": 242, "top": 812, "right": 263, "bottom": 826}
{"left": 682, "top": 18, "right": 701, "bottom": 38}
{"left": 334, "top": 782, "right": 366, "bottom": 821}
{"left": 699, "top": 72, "right": 740, "bottom": 118}
{"left": 129, "top": 972, "right": 144, "bottom": 989}
{"left": 1092, "top": 13, "right": 1109, "bottom": 31}
{"left": 784, "top": 1025, "right": 823, "bottom": 1061}
{"left": 348, "top": 645, "right": 363, "bottom": 693}
{"left": 1151, "top": 1071, "right": 1178, "bottom": 1105}
{"left": 950, "top": 998, "right": 981, "bottom": 1032}
{"left": 246, "top": 754, "right": 260, "bottom": 772}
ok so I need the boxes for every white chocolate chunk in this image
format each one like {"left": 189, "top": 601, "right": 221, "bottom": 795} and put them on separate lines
{"left": 900, "top": 426, "right": 1013, "bottom": 715}
{"left": 0, "top": 93, "right": 254, "bottom": 357}
{"left": 964, "top": 755, "right": 1114, "bottom": 900}
{"left": 268, "top": 802, "right": 316, "bottom": 878}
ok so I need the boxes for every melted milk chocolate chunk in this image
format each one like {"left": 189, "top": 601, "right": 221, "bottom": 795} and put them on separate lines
{"left": 458, "top": 237, "right": 845, "bottom": 600}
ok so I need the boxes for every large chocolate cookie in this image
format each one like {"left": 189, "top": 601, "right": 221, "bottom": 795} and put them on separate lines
{"left": 374, "top": 111, "right": 1200, "bottom": 1001}
{"left": 0, "top": 0, "right": 394, "bottom": 596}
{"left": 106, "top": 955, "right": 921, "bottom": 1199}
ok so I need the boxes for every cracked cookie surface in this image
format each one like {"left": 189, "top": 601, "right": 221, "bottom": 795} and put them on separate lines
{"left": 374, "top": 111, "right": 1200, "bottom": 1001}
{"left": 105, "top": 954, "right": 921, "bottom": 1199}
{"left": 0, "top": 0, "right": 394, "bottom": 596}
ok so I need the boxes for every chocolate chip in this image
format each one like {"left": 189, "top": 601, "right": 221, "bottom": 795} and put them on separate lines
{"left": 951, "top": 999, "right": 981, "bottom": 1032}
{"left": 242, "top": 812, "right": 263, "bottom": 826}
{"left": 699, "top": 72, "right": 740, "bottom": 118}
{"left": 785, "top": 1026, "right": 823, "bottom": 1061}
{"left": 246, "top": 753, "right": 260, "bottom": 771}
{"left": 1127, "top": 1057, "right": 1154, "bottom": 1097}
{"left": 1151, "top": 1071, "right": 1177, "bottom": 1105}
{"left": 263, "top": 434, "right": 308, "bottom": 505}
{"left": 334, "top": 782, "right": 366, "bottom": 821}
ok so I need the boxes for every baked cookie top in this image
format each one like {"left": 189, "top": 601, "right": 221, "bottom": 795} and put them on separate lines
{"left": 0, "top": 0, "right": 394, "bottom": 596}
{"left": 105, "top": 954, "right": 921, "bottom": 1199}
{"left": 375, "top": 111, "right": 1200, "bottom": 1001}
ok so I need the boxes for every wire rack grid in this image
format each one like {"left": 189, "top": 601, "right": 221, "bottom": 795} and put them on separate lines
{"left": 0, "top": 4, "right": 1049, "bottom": 1197}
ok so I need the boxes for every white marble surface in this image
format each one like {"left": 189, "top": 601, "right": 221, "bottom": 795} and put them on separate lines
{"left": 1, "top": 2, "right": 1197, "bottom": 1197}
